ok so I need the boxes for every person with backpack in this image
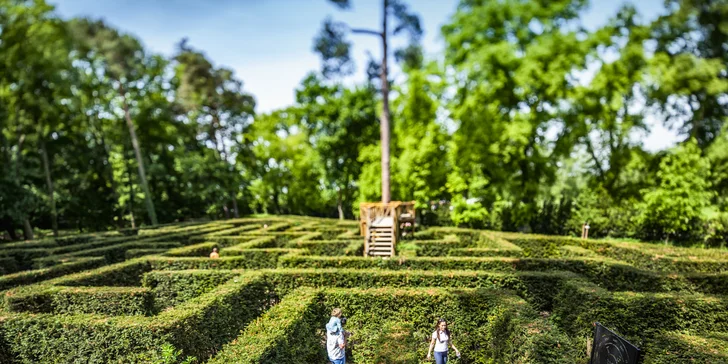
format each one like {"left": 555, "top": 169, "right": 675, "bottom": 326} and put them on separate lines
{"left": 426, "top": 318, "right": 460, "bottom": 364}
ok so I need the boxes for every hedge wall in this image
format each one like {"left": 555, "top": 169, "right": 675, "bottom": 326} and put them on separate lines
{"left": 448, "top": 247, "right": 523, "bottom": 257}
{"left": 285, "top": 240, "right": 363, "bottom": 256}
{"left": 4, "top": 286, "right": 154, "bottom": 316}
{"left": 0, "top": 257, "right": 19, "bottom": 275}
{"left": 0, "top": 273, "right": 272, "bottom": 363}
{"left": 643, "top": 331, "right": 728, "bottom": 363}
{"left": 501, "top": 233, "right": 728, "bottom": 273}
{"left": 0, "top": 257, "right": 106, "bottom": 291}
{"left": 276, "top": 255, "right": 723, "bottom": 294}
{"left": 53, "top": 259, "right": 152, "bottom": 287}
{"left": 147, "top": 249, "right": 302, "bottom": 270}
{"left": 124, "top": 248, "right": 168, "bottom": 260}
{"left": 320, "top": 287, "right": 581, "bottom": 363}
{"left": 552, "top": 279, "right": 728, "bottom": 348}
{"left": 60, "top": 241, "right": 182, "bottom": 264}
{"left": 259, "top": 268, "right": 576, "bottom": 311}
{"left": 141, "top": 270, "right": 240, "bottom": 309}
{"left": 208, "top": 288, "right": 326, "bottom": 364}
{"left": 164, "top": 242, "right": 219, "bottom": 257}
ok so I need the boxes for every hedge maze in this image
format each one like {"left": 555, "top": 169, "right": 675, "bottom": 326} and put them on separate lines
{"left": 1, "top": 216, "right": 727, "bottom": 363}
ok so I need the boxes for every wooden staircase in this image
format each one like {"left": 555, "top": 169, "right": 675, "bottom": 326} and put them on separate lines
{"left": 366, "top": 216, "right": 395, "bottom": 257}
{"left": 360, "top": 201, "right": 416, "bottom": 258}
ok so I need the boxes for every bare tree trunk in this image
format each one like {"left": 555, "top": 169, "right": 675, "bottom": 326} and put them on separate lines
{"left": 39, "top": 138, "right": 58, "bottom": 238}
{"left": 223, "top": 205, "right": 230, "bottom": 219}
{"left": 125, "top": 148, "right": 137, "bottom": 229}
{"left": 121, "top": 87, "right": 158, "bottom": 226}
{"left": 22, "top": 218, "right": 33, "bottom": 240}
{"left": 337, "top": 187, "right": 344, "bottom": 220}
{"left": 380, "top": 0, "right": 392, "bottom": 204}
{"left": 231, "top": 193, "right": 240, "bottom": 218}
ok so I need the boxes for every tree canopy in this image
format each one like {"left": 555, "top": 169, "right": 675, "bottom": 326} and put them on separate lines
{"left": 0, "top": 0, "right": 726, "bottom": 247}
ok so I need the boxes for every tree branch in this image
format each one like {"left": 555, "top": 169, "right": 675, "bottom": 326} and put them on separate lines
{"left": 350, "top": 28, "right": 383, "bottom": 38}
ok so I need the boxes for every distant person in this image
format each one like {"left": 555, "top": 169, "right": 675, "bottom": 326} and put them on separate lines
{"left": 427, "top": 318, "right": 460, "bottom": 364}
{"left": 209, "top": 247, "right": 219, "bottom": 259}
{"left": 327, "top": 314, "right": 348, "bottom": 364}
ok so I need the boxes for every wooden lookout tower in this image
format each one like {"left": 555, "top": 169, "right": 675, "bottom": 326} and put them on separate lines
{"left": 359, "top": 201, "right": 416, "bottom": 257}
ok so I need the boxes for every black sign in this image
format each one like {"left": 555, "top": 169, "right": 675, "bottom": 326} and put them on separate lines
{"left": 590, "top": 322, "right": 641, "bottom": 364}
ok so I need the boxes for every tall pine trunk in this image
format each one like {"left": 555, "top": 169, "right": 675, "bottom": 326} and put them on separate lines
{"left": 380, "top": 0, "right": 392, "bottom": 204}
{"left": 125, "top": 153, "right": 137, "bottom": 229}
{"left": 121, "top": 87, "right": 158, "bottom": 226}
{"left": 39, "top": 138, "right": 58, "bottom": 238}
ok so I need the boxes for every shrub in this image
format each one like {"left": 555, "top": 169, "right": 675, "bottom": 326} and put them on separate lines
{"left": 643, "top": 331, "right": 728, "bottom": 363}
{"left": 0, "top": 257, "right": 106, "bottom": 291}
{"left": 207, "top": 288, "right": 325, "bottom": 363}
{"left": 450, "top": 195, "right": 489, "bottom": 229}
{"left": 285, "top": 240, "right": 362, "bottom": 256}
{"left": 4, "top": 286, "right": 154, "bottom": 316}
{"left": 147, "top": 249, "right": 301, "bottom": 270}
{"left": 553, "top": 279, "right": 728, "bottom": 348}
{"left": 0, "top": 273, "right": 272, "bottom": 363}
{"left": 142, "top": 270, "right": 240, "bottom": 309}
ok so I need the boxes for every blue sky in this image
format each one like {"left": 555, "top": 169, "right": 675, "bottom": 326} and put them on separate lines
{"left": 50, "top": 0, "right": 680, "bottom": 151}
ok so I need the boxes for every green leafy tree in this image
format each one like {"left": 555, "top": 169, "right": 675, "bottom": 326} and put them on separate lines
{"left": 638, "top": 139, "right": 714, "bottom": 243}
{"left": 173, "top": 40, "right": 256, "bottom": 218}
{"left": 294, "top": 73, "right": 379, "bottom": 219}
{"left": 649, "top": 0, "right": 728, "bottom": 147}
{"left": 442, "top": 0, "right": 596, "bottom": 229}
{"left": 68, "top": 18, "right": 159, "bottom": 225}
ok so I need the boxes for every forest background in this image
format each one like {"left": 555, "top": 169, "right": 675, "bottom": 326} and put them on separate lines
{"left": 1, "top": 0, "right": 727, "bottom": 247}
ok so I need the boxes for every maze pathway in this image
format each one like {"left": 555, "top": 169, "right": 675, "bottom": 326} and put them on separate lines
{"left": 1, "top": 216, "right": 727, "bottom": 363}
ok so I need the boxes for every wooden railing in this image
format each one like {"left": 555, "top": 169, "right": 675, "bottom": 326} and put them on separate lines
{"left": 359, "top": 201, "right": 416, "bottom": 237}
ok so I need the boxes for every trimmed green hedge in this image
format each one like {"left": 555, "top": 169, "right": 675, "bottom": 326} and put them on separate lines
{"left": 53, "top": 259, "right": 152, "bottom": 287}
{"left": 124, "top": 248, "right": 168, "bottom": 260}
{"left": 4, "top": 286, "right": 154, "bottom": 316}
{"left": 412, "top": 239, "right": 468, "bottom": 256}
{"left": 500, "top": 233, "right": 728, "bottom": 272}
{"left": 277, "top": 255, "right": 721, "bottom": 294}
{"left": 142, "top": 270, "right": 240, "bottom": 309}
{"left": 260, "top": 268, "right": 576, "bottom": 311}
{"left": 448, "top": 247, "right": 523, "bottom": 257}
{"left": 208, "top": 288, "right": 325, "bottom": 363}
{"left": 164, "top": 242, "right": 219, "bottom": 257}
{"left": 553, "top": 279, "right": 728, "bottom": 348}
{"left": 60, "top": 241, "right": 182, "bottom": 263}
{"left": 321, "top": 287, "right": 580, "bottom": 363}
{"left": 0, "top": 257, "right": 19, "bottom": 275}
{"left": 285, "top": 240, "right": 363, "bottom": 256}
{"left": 223, "top": 236, "right": 279, "bottom": 252}
{"left": 0, "top": 257, "right": 106, "bottom": 291}
{"left": 644, "top": 331, "right": 728, "bottom": 363}
{"left": 0, "top": 273, "right": 272, "bottom": 363}
{"left": 54, "top": 235, "right": 94, "bottom": 247}
{"left": 147, "top": 249, "right": 302, "bottom": 270}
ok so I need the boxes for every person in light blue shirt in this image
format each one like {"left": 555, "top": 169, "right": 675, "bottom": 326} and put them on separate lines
{"left": 326, "top": 310, "right": 347, "bottom": 364}
{"left": 326, "top": 308, "right": 343, "bottom": 336}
